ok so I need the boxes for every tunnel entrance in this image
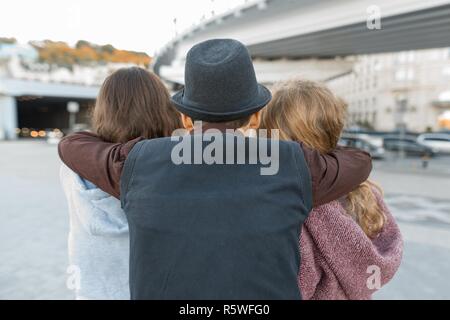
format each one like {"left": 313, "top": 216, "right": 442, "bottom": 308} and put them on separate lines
{"left": 16, "top": 96, "right": 94, "bottom": 137}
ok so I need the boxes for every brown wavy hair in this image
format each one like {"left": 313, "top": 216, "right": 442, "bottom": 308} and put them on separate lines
{"left": 93, "top": 67, "right": 181, "bottom": 143}
{"left": 261, "top": 79, "right": 385, "bottom": 238}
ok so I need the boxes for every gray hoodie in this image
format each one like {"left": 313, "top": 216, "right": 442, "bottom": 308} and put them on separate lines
{"left": 60, "top": 165, "right": 130, "bottom": 300}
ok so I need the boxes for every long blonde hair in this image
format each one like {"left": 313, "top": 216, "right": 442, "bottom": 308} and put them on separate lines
{"left": 261, "top": 79, "right": 385, "bottom": 238}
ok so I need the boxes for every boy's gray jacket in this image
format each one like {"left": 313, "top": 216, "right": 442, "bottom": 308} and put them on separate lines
{"left": 120, "top": 134, "right": 312, "bottom": 300}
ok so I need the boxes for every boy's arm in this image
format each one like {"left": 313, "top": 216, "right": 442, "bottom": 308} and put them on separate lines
{"left": 58, "top": 132, "right": 372, "bottom": 205}
{"left": 58, "top": 132, "right": 142, "bottom": 199}
{"left": 299, "top": 142, "right": 372, "bottom": 207}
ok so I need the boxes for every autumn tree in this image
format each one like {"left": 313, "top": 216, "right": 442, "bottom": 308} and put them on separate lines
{"left": 30, "top": 39, "right": 152, "bottom": 67}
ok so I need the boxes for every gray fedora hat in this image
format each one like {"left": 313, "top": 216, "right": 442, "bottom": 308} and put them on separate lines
{"left": 171, "top": 39, "right": 272, "bottom": 122}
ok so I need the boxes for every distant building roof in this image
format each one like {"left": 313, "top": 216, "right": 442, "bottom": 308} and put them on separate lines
{"left": 0, "top": 43, "right": 38, "bottom": 62}
{"left": 0, "top": 78, "right": 99, "bottom": 99}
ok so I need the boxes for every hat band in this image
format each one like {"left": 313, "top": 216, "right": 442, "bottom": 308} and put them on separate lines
{"left": 180, "top": 87, "right": 268, "bottom": 116}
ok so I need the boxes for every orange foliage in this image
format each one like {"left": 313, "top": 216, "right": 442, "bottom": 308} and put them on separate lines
{"left": 31, "top": 40, "right": 152, "bottom": 67}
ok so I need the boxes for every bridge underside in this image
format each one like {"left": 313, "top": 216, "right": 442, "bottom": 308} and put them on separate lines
{"left": 16, "top": 96, "right": 93, "bottom": 134}
{"left": 0, "top": 78, "right": 99, "bottom": 139}
{"left": 155, "top": 2, "right": 450, "bottom": 85}
{"left": 248, "top": 4, "right": 450, "bottom": 58}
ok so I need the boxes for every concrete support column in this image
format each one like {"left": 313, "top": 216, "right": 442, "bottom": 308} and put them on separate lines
{"left": 0, "top": 95, "right": 18, "bottom": 140}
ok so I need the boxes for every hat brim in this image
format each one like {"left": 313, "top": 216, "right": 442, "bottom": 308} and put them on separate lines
{"left": 171, "top": 84, "right": 272, "bottom": 123}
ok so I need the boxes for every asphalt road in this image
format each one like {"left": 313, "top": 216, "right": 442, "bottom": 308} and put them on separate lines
{"left": 0, "top": 140, "right": 449, "bottom": 300}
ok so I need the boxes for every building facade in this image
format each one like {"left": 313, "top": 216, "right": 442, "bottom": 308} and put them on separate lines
{"left": 326, "top": 48, "right": 450, "bottom": 132}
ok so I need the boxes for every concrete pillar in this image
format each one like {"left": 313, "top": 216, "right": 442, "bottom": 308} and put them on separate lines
{"left": 0, "top": 95, "right": 18, "bottom": 140}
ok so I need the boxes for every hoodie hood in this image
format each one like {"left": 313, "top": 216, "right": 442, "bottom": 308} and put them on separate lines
{"left": 61, "top": 165, "right": 128, "bottom": 236}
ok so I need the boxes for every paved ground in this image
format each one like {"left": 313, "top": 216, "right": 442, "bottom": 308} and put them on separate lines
{"left": 0, "top": 141, "right": 71, "bottom": 299}
{"left": 0, "top": 140, "right": 449, "bottom": 300}
{"left": 371, "top": 159, "right": 450, "bottom": 300}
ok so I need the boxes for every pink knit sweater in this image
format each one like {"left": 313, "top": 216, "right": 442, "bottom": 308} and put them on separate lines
{"left": 298, "top": 189, "right": 403, "bottom": 300}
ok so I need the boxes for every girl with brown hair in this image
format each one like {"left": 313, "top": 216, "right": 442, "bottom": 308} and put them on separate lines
{"left": 261, "top": 79, "right": 403, "bottom": 299}
{"left": 60, "top": 67, "right": 181, "bottom": 299}
{"left": 92, "top": 67, "right": 180, "bottom": 143}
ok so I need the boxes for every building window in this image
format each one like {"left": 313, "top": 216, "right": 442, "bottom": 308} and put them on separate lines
{"left": 374, "top": 59, "right": 382, "bottom": 70}
{"left": 395, "top": 69, "right": 406, "bottom": 81}
{"left": 397, "top": 52, "right": 408, "bottom": 63}
{"left": 395, "top": 68, "right": 414, "bottom": 81}
{"left": 397, "top": 51, "right": 415, "bottom": 63}
{"left": 442, "top": 66, "right": 450, "bottom": 76}
{"left": 429, "top": 50, "right": 441, "bottom": 61}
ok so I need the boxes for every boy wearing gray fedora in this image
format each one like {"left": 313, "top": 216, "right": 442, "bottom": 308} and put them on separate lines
{"left": 59, "top": 39, "right": 372, "bottom": 300}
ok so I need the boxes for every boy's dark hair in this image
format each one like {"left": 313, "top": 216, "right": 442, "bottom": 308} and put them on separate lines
{"left": 191, "top": 115, "right": 252, "bottom": 130}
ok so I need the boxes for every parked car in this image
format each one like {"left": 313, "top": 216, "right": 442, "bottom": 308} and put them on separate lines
{"left": 383, "top": 135, "right": 435, "bottom": 157}
{"left": 417, "top": 133, "right": 450, "bottom": 154}
{"left": 339, "top": 134, "right": 385, "bottom": 159}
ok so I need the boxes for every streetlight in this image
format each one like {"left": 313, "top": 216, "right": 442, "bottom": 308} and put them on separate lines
{"left": 395, "top": 97, "right": 408, "bottom": 159}
{"left": 211, "top": 0, "right": 215, "bottom": 17}
{"left": 67, "top": 101, "right": 79, "bottom": 132}
{"left": 173, "top": 18, "right": 178, "bottom": 38}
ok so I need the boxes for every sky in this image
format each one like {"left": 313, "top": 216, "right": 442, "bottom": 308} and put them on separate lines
{"left": 0, "top": 0, "right": 248, "bottom": 55}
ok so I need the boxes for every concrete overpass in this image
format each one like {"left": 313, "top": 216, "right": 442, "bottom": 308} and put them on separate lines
{"left": 155, "top": 0, "right": 450, "bottom": 84}
{"left": 0, "top": 78, "right": 99, "bottom": 139}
